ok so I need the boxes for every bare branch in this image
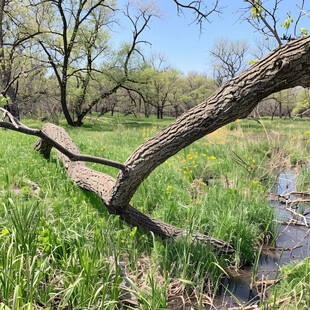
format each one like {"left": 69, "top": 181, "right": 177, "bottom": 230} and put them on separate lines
{"left": 173, "top": 0, "right": 221, "bottom": 29}
{"left": 294, "top": 0, "right": 305, "bottom": 36}
{"left": 242, "top": 0, "right": 283, "bottom": 46}
{"left": 123, "top": 2, "right": 157, "bottom": 79}
{"left": 297, "top": 3, "right": 310, "bottom": 18}
{"left": 2, "top": 65, "right": 42, "bottom": 97}
{"left": 0, "top": 108, "right": 127, "bottom": 172}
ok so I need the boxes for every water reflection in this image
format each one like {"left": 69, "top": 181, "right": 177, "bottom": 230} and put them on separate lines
{"left": 214, "top": 169, "right": 310, "bottom": 309}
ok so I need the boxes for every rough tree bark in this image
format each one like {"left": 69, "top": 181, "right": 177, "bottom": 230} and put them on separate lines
{"left": 1, "top": 36, "right": 310, "bottom": 254}
{"left": 1, "top": 113, "right": 234, "bottom": 253}
{"left": 110, "top": 37, "right": 310, "bottom": 208}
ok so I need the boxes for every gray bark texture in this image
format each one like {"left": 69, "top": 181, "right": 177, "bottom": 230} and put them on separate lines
{"left": 35, "top": 123, "right": 235, "bottom": 253}
{"left": 110, "top": 37, "right": 310, "bottom": 208}
{"left": 2, "top": 36, "right": 310, "bottom": 254}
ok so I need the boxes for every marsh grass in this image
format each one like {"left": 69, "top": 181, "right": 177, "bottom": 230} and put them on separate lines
{"left": 266, "top": 257, "right": 310, "bottom": 309}
{"left": 0, "top": 116, "right": 309, "bottom": 308}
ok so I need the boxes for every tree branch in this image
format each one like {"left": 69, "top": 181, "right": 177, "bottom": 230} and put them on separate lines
{"left": 173, "top": 0, "right": 221, "bottom": 28}
{"left": 243, "top": 0, "right": 283, "bottom": 46}
{"left": 1, "top": 65, "right": 42, "bottom": 97}
{"left": 0, "top": 108, "right": 127, "bottom": 172}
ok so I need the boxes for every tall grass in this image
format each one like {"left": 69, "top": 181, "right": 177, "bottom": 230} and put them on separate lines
{"left": 0, "top": 115, "right": 309, "bottom": 308}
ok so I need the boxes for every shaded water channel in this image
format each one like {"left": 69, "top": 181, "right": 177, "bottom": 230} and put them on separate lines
{"left": 214, "top": 169, "right": 310, "bottom": 309}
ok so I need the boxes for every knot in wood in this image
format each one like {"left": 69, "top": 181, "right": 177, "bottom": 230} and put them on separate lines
{"left": 275, "top": 58, "right": 290, "bottom": 70}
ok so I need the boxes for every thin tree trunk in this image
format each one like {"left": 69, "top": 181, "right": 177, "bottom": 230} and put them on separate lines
{"left": 60, "top": 82, "right": 74, "bottom": 126}
{"left": 0, "top": 0, "right": 6, "bottom": 91}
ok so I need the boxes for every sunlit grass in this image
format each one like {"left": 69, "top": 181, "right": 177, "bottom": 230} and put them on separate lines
{"left": 0, "top": 115, "right": 309, "bottom": 308}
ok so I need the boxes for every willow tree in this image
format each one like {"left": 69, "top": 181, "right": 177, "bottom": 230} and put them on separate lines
{"left": 1, "top": 36, "right": 310, "bottom": 252}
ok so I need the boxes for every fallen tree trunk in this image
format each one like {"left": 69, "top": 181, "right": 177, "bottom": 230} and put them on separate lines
{"left": 1, "top": 36, "right": 310, "bottom": 254}
{"left": 34, "top": 123, "right": 234, "bottom": 252}
{"left": 0, "top": 116, "right": 234, "bottom": 252}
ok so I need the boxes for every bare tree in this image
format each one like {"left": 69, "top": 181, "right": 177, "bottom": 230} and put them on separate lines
{"left": 172, "top": 0, "right": 221, "bottom": 28}
{"left": 2, "top": 37, "right": 310, "bottom": 253}
{"left": 34, "top": 0, "right": 117, "bottom": 126}
{"left": 210, "top": 38, "right": 248, "bottom": 86}
{"left": 34, "top": 0, "right": 158, "bottom": 126}
{"left": 251, "top": 37, "right": 278, "bottom": 60}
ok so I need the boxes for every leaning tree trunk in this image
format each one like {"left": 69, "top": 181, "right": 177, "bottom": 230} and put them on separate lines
{"left": 109, "top": 37, "right": 310, "bottom": 209}
{"left": 1, "top": 36, "right": 310, "bottom": 254}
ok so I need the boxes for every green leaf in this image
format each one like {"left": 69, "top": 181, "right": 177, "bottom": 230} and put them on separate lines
{"left": 248, "top": 59, "right": 259, "bottom": 65}
{"left": 300, "top": 28, "right": 308, "bottom": 36}
{"left": 281, "top": 16, "right": 294, "bottom": 29}
{"left": 0, "top": 303, "right": 11, "bottom": 310}
{"left": 130, "top": 226, "right": 137, "bottom": 237}
{"left": 251, "top": 5, "right": 263, "bottom": 19}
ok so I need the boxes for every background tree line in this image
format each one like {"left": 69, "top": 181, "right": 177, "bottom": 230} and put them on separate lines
{"left": 0, "top": 0, "right": 309, "bottom": 125}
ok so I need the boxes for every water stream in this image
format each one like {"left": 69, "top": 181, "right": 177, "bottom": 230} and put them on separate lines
{"left": 213, "top": 169, "right": 310, "bottom": 309}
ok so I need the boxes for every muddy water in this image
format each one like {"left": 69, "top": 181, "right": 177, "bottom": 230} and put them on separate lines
{"left": 213, "top": 169, "right": 310, "bottom": 309}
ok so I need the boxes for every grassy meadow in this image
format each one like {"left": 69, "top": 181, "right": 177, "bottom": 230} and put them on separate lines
{"left": 0, "top": 114, "right": 309, "bottom": 309}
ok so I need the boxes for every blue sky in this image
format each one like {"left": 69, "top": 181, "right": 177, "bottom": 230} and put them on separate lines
{"left": 113, "top": 0, "right": 310, "bottom": 76}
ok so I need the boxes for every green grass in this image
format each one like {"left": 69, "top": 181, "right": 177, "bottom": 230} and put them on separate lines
{"left": 266, "top": 258, "right": 310, "bottom": 309}
{"left": 0, "top": 115, "right": 309, "bottom": 308}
